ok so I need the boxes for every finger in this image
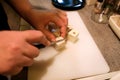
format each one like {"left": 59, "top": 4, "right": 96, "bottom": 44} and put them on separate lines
{"left": 56, "top": 12, "right": 68, "bottom": 38}
{"left": 56, "top": 10, "right": 68, "bottom": 26}
{"left": 42, "top": 28, "right": 56, "bottom": 42}
{"left": 58, "top": 15, "right": 68, "bottom": 27}
{"left": 60, "top": 25, "right": 67, "bottom": 38}
{"left": 52, "top": 17, "right": 67, "bottom": 38}
{"left": 22, "top": 30, "right": 50, "bottom": 46}
{"left": 22, "top": 42, "right": 40, "bottom": 58}
{"left": 56, "top": 9, "right": 67, "bottom": 16}
{"left": 17, "top": 55, "right": 34, "bottom": 66}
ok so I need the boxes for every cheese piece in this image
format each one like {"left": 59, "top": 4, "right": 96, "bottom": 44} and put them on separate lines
{"left": 68, "top": 29, "right": 79, "bottom": 43}
{"left": 54, "top": 37, "right": 66, "bottom": 50}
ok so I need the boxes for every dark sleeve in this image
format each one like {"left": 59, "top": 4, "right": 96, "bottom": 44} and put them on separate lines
{"left": 0, "top": 3, "right": 10, "bottom": 30}
{"left": 0, "top": 75, "right": 8, "bottom": 80}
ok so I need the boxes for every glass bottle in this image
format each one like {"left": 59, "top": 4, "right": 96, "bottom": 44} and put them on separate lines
{"left": 91, "top": 0, "right": 108, "bottom": 24}
{"left": 102, "top": 0, "right": 116, "bottom": 15}
{"left": 94, "top": 0, "right": 104, "bottom": 14}
{"left": 91, "top": 0, "right": 117, "bottom": 24}
{"left": 113, "top": 0, "right": 120, "bottom": 14}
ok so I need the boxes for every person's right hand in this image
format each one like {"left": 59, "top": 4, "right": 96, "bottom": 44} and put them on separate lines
{"left": 0, "top": 30, "right": 50, "bottom": 75}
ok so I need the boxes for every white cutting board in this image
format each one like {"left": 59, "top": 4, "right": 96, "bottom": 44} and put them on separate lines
{"left": 28, "top": 11, "right": 110, "bottom": 80}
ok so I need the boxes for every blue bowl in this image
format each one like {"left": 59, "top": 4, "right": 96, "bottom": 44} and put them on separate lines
{"left": 52, "top": 0, "right": 86, "bottom": 10}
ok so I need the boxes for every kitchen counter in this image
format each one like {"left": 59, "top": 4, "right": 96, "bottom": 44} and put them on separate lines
{"left": 11, "top": 0, "right": 120, "bottom": 80}
{"left": 77, "top": 6, "right": 120, "bottom": 72}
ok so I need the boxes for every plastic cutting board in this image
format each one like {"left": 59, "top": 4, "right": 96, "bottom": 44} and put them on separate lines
{"left": 28, "top": 11, "right": 110, "bottom": 80}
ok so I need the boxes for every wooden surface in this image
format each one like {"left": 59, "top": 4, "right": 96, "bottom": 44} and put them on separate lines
{"left": 11, "top": 0, "right": 120, "bottom": 79}
{"left": 78, "top": 6, "right": 120, "bottom": 72}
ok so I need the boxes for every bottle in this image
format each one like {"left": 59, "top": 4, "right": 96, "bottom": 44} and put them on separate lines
{"left": 114, "top": 0, "right": 120, "bottom": 14}
{"left": 94, "top": 0, "right": 104, "bottom": 14}
{"left": 91, "top": 0, "right": 108, "bottom": 24}
{"left": 103, "top": 0, "right": 116, "bottom": 15}
{"left": 91, "top": 0, "right": 118, "bottom": 24}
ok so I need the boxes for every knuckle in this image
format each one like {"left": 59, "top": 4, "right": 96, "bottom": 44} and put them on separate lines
{"left": 8, "top": 43, "right": 21, "bottom": 52}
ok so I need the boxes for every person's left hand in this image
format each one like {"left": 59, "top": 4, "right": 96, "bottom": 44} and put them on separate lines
{"left": 28, "top": 9, "right": 68, "bottom": 42}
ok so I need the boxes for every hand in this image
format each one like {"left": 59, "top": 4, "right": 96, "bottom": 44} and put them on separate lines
{"left": 0, "top": 30, "right": 50, "bottom": 75}
{"left": 28, "top": 9, "right": 68, "bottom": 41}
{"left": 7, "top": 0, "right": 68, "bottom": 41}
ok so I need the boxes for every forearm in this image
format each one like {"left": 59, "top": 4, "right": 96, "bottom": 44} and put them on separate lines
{"left": 6, "top": 0, "right": 35, "bottom": 24}
{"left": 5, "top": 0, "right": 68, "bottom": 41}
